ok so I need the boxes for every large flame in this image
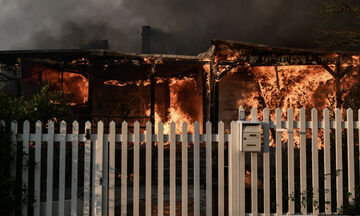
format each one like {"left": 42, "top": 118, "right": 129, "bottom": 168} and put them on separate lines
{"left": 220, "top": 63, "right": 360, "bottom": 148}
{"left": 146, "top": 77, "right": 201, "bottom": 134}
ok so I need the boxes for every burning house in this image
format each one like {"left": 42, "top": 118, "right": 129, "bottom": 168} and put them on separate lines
{"left": 209, "top": 40, "right": 360, "bottom": 127}
{"left": 2, "top": 34, "right": 360, "bottom": 215}
{"left": 1, "top": 39, "right": 360, "bottom": 131}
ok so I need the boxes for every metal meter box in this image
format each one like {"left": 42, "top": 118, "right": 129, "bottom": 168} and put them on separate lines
{"left": 238, "top": 121, "right": 261, "bottom": 152}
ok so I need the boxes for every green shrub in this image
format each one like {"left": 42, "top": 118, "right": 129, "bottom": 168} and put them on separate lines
{"left": 0, "top": 82, "right": 73, "bottom": 122}
{"left": 0, "top": 82, "right": 72, "bottom": 215}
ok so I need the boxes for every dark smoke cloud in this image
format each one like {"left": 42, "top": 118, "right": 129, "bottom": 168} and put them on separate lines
{"left": 0, "top": 0, "right": 317, "bottom": 54}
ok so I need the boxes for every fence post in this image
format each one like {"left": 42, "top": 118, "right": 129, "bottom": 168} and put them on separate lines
{"left": 121, "top": 121, "right": 128, "bottom": 215}
{"left": 347, "top": 108, "right": 355, "bottom": 202}
{"left": 312, "top": 108, "right": 319, "bottom": 214}
{"left": 34, "top": 121, "right": 42, "bottom": 216}
{"left": 83, "top": 121, "right": 91, "bottom": 215}
{"left": 46, "top": 121, "right": 55, "bottom": 216}
{"left": 299, "top": 108, "right": 307, "bottom": 214}
{"left": 22, "top": 121, "right": 30, "bottom": 216}
{"left": 218, "top": 121, "right": 225, "bottom": 216}
{"left": 145, "top": 122, "right": 152, "bottom": 216}
{"left": 194, "top": 122, "right": 200, "bottom": 216}
{"left": 263, "top": 108, "right": 270, "bottom": 215}
{"left": 228, "top": 121, "right": 238, "bottom": 216}
{"left": 182, "top": 122, "right": 188, "bottom": 216}
{"left": 275, "top": 108, "right": 282, "bottom": 214}
{"left": 251, "top": 108, "right": 258, "bottom": 214}
{"left": 133, "top": 121, "right": 140, "bottom": 216}
{"left": 108, "top": 121, "right": 116, "bottom": 216}
{"left": 287, "top": 108, "right": 295, "bottom": 214}
{"left": 206, "top": 121, "right": 212, "bottom": 216}
{"left": 93, "top": 121, "right": 103, "bottom": 216}
{"left": 103, "top": 120, "right": 109, "bottom": 216}
{"left": 239, "top": 108, "right": 245, "bottom": 216}
{"left": 71, "top": 121, "right": 79, "bottom": 216}
{"left": 158, "top": 122, "right": 164, "bottom": 216}
{"left": 323, "top": 109, "right": 332, "bottom": 214}
{"left": 59, "top": 121, "right": 66, "bottom": 216}
{"left": 170, "top": 122, "right": 176, "bottom": 216}
{"left": 10, "top": 120, "right": 17, "bottom": 216}
{"left": 335, "top": 108, "right": 343, "bottom": 211}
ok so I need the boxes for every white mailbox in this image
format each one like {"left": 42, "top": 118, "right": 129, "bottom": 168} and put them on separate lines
{"left": 238, "top": 121, "right": 262, "bottom": 152}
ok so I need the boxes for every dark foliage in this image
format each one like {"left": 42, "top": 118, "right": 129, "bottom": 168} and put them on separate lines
{"left": 0, "top": 83, "right": 72, "bottom": 215}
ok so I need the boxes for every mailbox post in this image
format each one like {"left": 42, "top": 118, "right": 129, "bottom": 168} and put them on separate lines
{"left": 229, "top": 108, "right": 263, "bottom": 215}
{"left": 238, "top": 121, "right": 261, "bottom": 152}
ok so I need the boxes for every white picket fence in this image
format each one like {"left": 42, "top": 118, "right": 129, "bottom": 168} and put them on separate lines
{"left": 5, "top": 107, "right": 360, "bottom": 215}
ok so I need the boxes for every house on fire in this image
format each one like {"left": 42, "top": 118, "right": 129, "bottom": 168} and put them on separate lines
{"left": 1, "top": 39, "right": 360, "bottom": 131}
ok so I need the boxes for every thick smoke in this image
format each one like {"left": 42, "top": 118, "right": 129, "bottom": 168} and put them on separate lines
{"left": 0, "top": 0, "right": 316, "bottom": 54}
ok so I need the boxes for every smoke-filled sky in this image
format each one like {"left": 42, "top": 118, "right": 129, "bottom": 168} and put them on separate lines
{"left": 0, "top": 0, "right": 317, "bottom": 54}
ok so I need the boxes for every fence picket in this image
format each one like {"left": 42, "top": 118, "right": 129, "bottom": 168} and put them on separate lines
{"left": 323, "top": 109, "right": 331, "bottom": 214}
{"left": 239, "top": 123, "right": 245, "bottom": 215}
{"left": 335, "top": 108, "right": 343, "bottom": 211}
{"left": 275, "top": 108, "right": 282, "bottom": 214}
{"left": 299, "top": 108, "right": 307, "bottom": 214}
{"left": 10, "top": 120, "right": 17, "bottom": 214}
{"left": 347, "top": 108, "right": 355, "bottom": 202}
{"left": 218, "top": 121, "right": 225, "bottom": 216}
{"left": 121, "top": 121, "right": 128, "bottom": 215}
{"left": 71, "top": 121, "right": 79, "bottom": 216}
{"left": 108, "top": 121, "right": 116, "bottom": 216}
{"left": 22, "top": 121, "right": 30, "bottom": 216}
{"left": 145, "top": 122, "right": 152, "bottom": 216}
{"left": 251, "top": 108, "right": 258, "bottom": 214}
{"left": 170, "top": 122, "right": 176, "bottom": 216}
{"left": 158, "top": 122, "right": 164, "bottom": 216}
{"left": 229, "top": 121, "right": 239, "bottom": 216}
{"left": 194, "top": 122, "right": 200, "bottom": 216}
{"left": 34, "top": 121, "right": 42, "bottom": 216}
{"left": 133, "top": 121, "right": 140, "bottom": 216}
{"left": 46, "top": 121, "right": 55, "bottom": 216}
{"left": 312, "top": 108, "right": 319, "bottom": 214}
{"left": 83, "top": 121, "right": 91, "bottom": 215}
{"left": 103, "top": 121, "right": 109, "bottom": 216}
{"left": 182, "top": 122, "right": 188, "bottom": 215}
{"left": 206, "top": 121, "right": 212, "bottom": 216}
{"left": 287, "top": 108, "right": 295, "bottom": 214}
{"left": 263, "top": 108, "right": 270, "bottom": 215}
{"left": 59, "top": 121, "right": 67, "bottom": 216}
{"left": 93, "top": 121, "right": 104, "bottom": 216}
{"left": 10, "top": 121, "right": 17, "bottom": 180}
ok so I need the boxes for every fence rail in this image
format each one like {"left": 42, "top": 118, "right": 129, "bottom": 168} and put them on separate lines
{"left": 4, "top": 107, "right": 360, "bottom": 215}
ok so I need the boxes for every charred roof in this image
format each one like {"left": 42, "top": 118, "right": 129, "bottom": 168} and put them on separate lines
{"left": 211, "top": 39, "right": 360, "bottom": 66}
{"left": 1, "top": 39, "right": 360, "bottom": 68}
